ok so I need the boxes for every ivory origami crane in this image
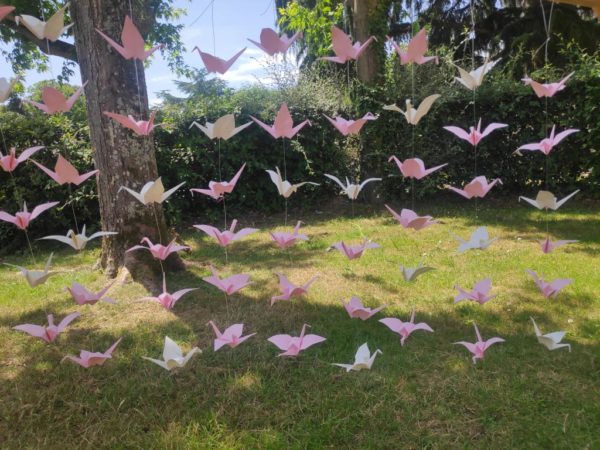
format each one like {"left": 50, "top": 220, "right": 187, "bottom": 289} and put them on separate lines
{"left": 400, "top": 263, "right": 435, "bottom": 282}
{"left": 526, "top": 269, "right": 572, "bottom": 298}
{"left": 190, "top": 115, "right": 252, "bottom": 141}
{"left": 103, "top": 111, "right": 162, "bottom": 136}
{"left": 24, "top": 83, "right": 87, "bottom": 115}
{"left": 251, "top": 103, "right": 310, "bottom": 139}
{"left": 452, "top": 227, "right": 497, "bottom": 253}
{"left": 324, "top": 112, "right": 377, "bottom": 136}
{"left": 522, "top": 72, "right": 575, "bottom": 98}
{"left": 0, "top": 6, "right": 15, "bottom": 22}
{"left": 341, "top": 296, "right": 386, "bottom": 320}
{"left": 13, "top": 312, "right": 80, "bottom": 343}
{"left": 248, "top": 28, "right": 302, "bottom": 56}
{"left": 445, "top": 176, "right": 502, "bottom": 199}
{"left": 519, "top": 190, "right": 579, "bottom": 211}
{"left": 271, "top": 273, "right": 319, "bottom": 306}
{"left": 191, "top": 164, "right": 246, "bottom": 200}
{"left": 126, "top": 237, "right": 190, "bottom": 261}
{"left": 33, "top": 155, "right": 98, "bottom": 185}
{"left": 209, "top": 321, "right": 256, "bottom": 351}
{"left": 539, "top": 237, "right": 577, "bottom": 254}
{"left": 453, "top": 59, "right": 500, "bottom": 90}
{"left": 0, "top": 201, "right": 58, "bottom": 230}
{"left": 530, "top": 317, "right": 571, "bottom": 351}
{"left": 388, "top": 156, "right": 447, "bottom": 180}
{"left": 96, "top": 16, "right": 163, "bottom": 61}
{"left": 515, "top": 125, "right": 579, "bottom": 156}
{"left": 329, "top": 240, "right": 380, "bottom": 260}
{"left": 444, "top": 119, "right": 508, "bottom": 146}
{"left": 454, "top": 278, "right": 497, "bottom": 304}
{"left": 40, "top": 225, "right": 117, "bottom": 251}
{"left": 384, "top": 94, "right": 441, "bottom": 125}
{"left": 203, "top": 267, "right": 252, "bottom": 296}
{"left": 194, "top": 219, "right": 258, "bottom": 247}
{"left": 142, "top": 274, "right": 198, "bottom": 310}
{"left": 0, "top": 146, "right": 44, "bottom": 172}
{"left": 389, "top": 29, "right": 438, "bottom": 65}
{"left": 64, "top": 338, "right": 122, "bottom": 368}
{"left": 454, "top": 323, "right": 504, "bottom": 364}
{"left": 4, "top": 253, "right": 57, "bottom": 288}
{"left": 16, "top": 3, "right": 72, "bottom": 41}
{"left": 67, "top": 282, "right": 116, "bottom": 305}
{"left": 269, "top": 221, "right": 309, "bottom": 248}
{"left": 142, "top": 336, "right": 201, "bottom": 370}
{"left": 379, "top": 310, "right": 434, "bottom": 345}
{"left": 0, "top": 77, "right": 16, "bottom": 102}
{"left": 319, "top": 26, "right": 376, "bottom": 63}
{"left": 333, "top": 343, "right": 382, "bottom": 372}
{"left": 324, "top": 174, "right": 381, "bottom": 200}
{"left": 385, "top": 205, "right": 437, "bottom": 230}
{"left": 268, "top": 324, "right": 326, "bottom": 357}
{"left": 193, "top": 47, "right": 246, "bottom": 74}
{"left": 120, "top": 178, "right": 185, "bottom": 205}
{"left": 266, "top": 167, "right": 319, "bottom": 198}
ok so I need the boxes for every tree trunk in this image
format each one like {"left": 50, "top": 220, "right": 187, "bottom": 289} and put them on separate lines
{"left": 353, "top": 0, "right": 380, "bottom": 84}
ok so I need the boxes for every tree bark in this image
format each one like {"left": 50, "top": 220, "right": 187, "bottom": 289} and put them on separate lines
{"left": 353, "top": 0, "right": 380, "bottom": 84}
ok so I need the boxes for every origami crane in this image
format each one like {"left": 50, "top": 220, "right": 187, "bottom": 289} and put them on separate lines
{"left": 191, "top": 164, "right": 245, "bottom": 200}
{"left": 400, "top": 263, "right": 435, "bottom": 282}
{"left": 67, "top": 282, "right": 116, "bottom": 305}
{"left": 142, "top": 274, "right": 198, "bottom": 310}
{"left": 444, "top": 119, "right": 508, "bottom": 147}
{"left": 384, "top": 94, "right": 441, "bottom": 125}
{"left": 13, "top": 312, "right": 80, "bottom": 343}
{"left": 530, "top": 317, "right": 571, "bottom": 352}
{"left": 525, "top": 269, "right": 572, "bottom": 298}
{"left": 4, "top": 253, "right": 57, "bottom": 288}
{"left": 0, "top": 201, "right": 58, "bottom": 230}
{"left": 209, "top": 321, "right": 256, "bottom": 351}
{"left": 454, "top": 323, "right": 504, "bottom": 364}
{"left": 126, "top": 237, "right": 190, "bottom": 261}
{"left": 194, "top": 219, "right": 258, "bottom": 247}
{"left": 64, "top": 338, "right": 122, "bottom": 368}
{"left": 33, "top": 155, "right": 98, "bottom": 186}
{"left": 24, "top": 83, "right": 87, "bottom": 115}
{"left": 519, "top": 190, "right": 579, "bottom": 211}
{"left": 269, "top": 221, "right": 309, "bottom": 248}
{"left": 202, "top": 267, "right": 252, "bottom": 296}
{"left": 0, "top": 6, "right": 15, "bottom": 22}
{"left": 388, "top": 156, "right": 447, "bottom": 180}
{"left": 103, "top": 111, "right": 162, "bottom": 136}
{"left": 271, "top": 273, "right": 319, "bottom": 306}
{"left": 385, "top": 205, "right": 437, "bottom": 230}
{"left": 142, "top": 336, "right": 201, "bottom": 371}
{"left": 445, "top": 176, "right": 502, "bottom": 199}
{"left": 454, "top": 278, "right": 497, "bottom": 304}
{"left": 341, "top": 296, "right": 386, "bottom": 320}
{"left": 522, "top": 72, "right": 575, "bottom": 98}
{"left": 324, "top": 112, "right": 377, "bottom": 136}
{"left": 190, "top": 115, "right": 252, "bottom": 141}
{"left": 251, "top": 103, "right": 310, "bottom": 139}
{"left": 120, "top": 178, "right": 185, "bottom": 205}
{"left": 453, "top": 59, "right": 500, "bottom": 90}
{"left": 333, "top": 343, "right": 382, "bottom": 372}
{"left": 389, "top": 29, "right": 438, "bottom": 65}
{"left": 379, "top": 310, "right": 434, "bottom": 345}
{"left": 193, "top": 47, "right": 246, "bottom": 74}
{"left": 539, "top": 237, "right": 577, "bottom": 254}
{"left": 16, "top": 3, "right": 72, "bottom": 41}
{"left": 40, "top": 225, "right": 117, "bottom": 251}
{"left": 266, "top": 167, "right": 319, "bottom": 198}
{"left": 0, "top": 146, "right": 44, "bottom": 172}
{"left": 96, "top": 16, "right": 163, "bottom": 61}
{"left": 324, "top": 174, "right": 381, "bottom": 200}
{"left": 515, "top": 125, "right": 579, "bottom": 156}
{"left": 329, "top": 240, "right": 380, "bottom": 260}
{"left": 268, "top": 324, "right": 326, "bottom": 357}
{"left": 319, "top": 26, "right": 376, "bottom": 63}
{"left": 0, "top": 77, "right": 16, "bottom": 102}
{"left": 248, "top": 28, "right": 302, "bottom": 56}
{"left": 452, "top": 227, "right": 497, "bottom": 253}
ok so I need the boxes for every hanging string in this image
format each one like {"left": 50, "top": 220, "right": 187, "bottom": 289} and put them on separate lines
{"left": 67, "top": 186, "right": 80, "bottom": 234}
{"left": 152, "top": 203, "right": 166, "bottom": 275}
{"left": 189, "top": 0, "right": 217, "bottom": 27}
{"left": 8, "top": 172, "right": 36, "bottom": 264}
{"left": 211, "top": 0, "right": 216, "bottom": 55}
{"left": 127, "top": 0, "right": 143, "bottom": 115}
{"left": 470, "top": 0, "right": 479, "bottom": 219}
{"left": 410, "top": 0, "right": 416, "bottom": 210}
{"left": 283, "top": 138, "right": 288, "bottom": 226}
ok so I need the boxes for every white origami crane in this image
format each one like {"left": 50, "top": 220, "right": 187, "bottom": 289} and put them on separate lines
{"left": 530, "top": 317, "right": 571, "bottom": 352}
{"left": 16, "top": 3, "right": 73, "bottom": 42}
{"left": 451, "top": 227, "right": 497, "bottom": 253}
{"left": 383, "top": 94, "right": 440, "bottom": 125}
{"left": 189, "top": 114, "right": 252, "bottom": 141}
{"left": 332, "top": 343, "right": 382, "bottom": 372}
{"left": 400, "top": 263, "right": 435, "bottom": 282}
{"left": 266, "top": 167, "right": 319, "bottom": 198}
{"left": 0, "top": 77, "right": 16, "bottom": 103}
{"left": 119, "top": 178, "right": 185, "bottom": 205}
{"left": 142, "top": 336, "right": 201, "bottom": 371}
{"left": 40, "top": 225, "right": 117, "bottom": 250}
{"left": 519, "top": 190, "right": 579, "bottom": 211}
{"left": 453, "top": 59, "right": 500, "bottom": 91}
{"left": 324, "top": 174, "right": 381, "bottom": 200}
{"left": 4, "top": 253, "right": 57, "bottom": 288}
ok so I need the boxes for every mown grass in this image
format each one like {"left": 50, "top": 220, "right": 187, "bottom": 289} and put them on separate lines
{"left": 1, "top": 200, "right": 599, "bottom": 449}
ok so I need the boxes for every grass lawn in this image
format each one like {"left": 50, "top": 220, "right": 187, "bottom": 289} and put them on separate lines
{"left": 1, "top": 200, "right": 599, "bottom": 449}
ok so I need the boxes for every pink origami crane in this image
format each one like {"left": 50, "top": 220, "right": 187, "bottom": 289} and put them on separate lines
{"left": 330, "top": 240, "right": 380, "bottom": 260}
{"left": 388, "top": 29, "right": 438, "bottom": 65}
{"left": 194, "top": 219, "right": 258, "bottom": 247}
{"left": 190, "top": 164, "right": 245, "bottom": 200}
{"left": 539, "top": 237, "right": 577, "bottom": 254}
{"left": 250, "top": 103, "right": 310, "bottom": 139}
{"left": 268, "top": 324, "right": 326, "bottom": 357}
{"left": 0, "top": 201, "right": 58, "bottom": 230}
{"left": 516, "top": 125, "right": 579, "bottom": 156}
{"left": 203, "top": 267, "right": 251, "bottom": 296}
{"left": 13, "top": 312, "right": 80, "bottom": 343}
{"left": 96, "top": 16, "right": 163, "bottom": 61}
{"left": 248, "top": 28, "right": 302, "bottom": 56}
{"left": 526, "top": 269, "right": 572, "bottom": 298}
{"left": 522, "top": 72, "right": 574, "bottom": 98}
{"left": 454, "top": 278, "right": 497, "bottom": 304}
{"left": 324, "top": 112, "right": 377, "bottom": 136}
{"left": 64, "top": 338, "right": 122, "bottom": 368}
{"left": 385, "top": 205, "right": 437, "bottom": 230}
{"left": 209, "top": 321, "right": 256, "bottom": 351}
{"left": 269, "top": 221, "right": 309, "bottom": 248}
{"left": 24, "top": 83, "right": 87, "bottom": 115}
{"left": 67, "top": 282, "right": 116, "bottom": 305}
{"left": 445, "top": 176, "right": 501, "bottom": 199}
{"left": 0, "top": 6, "right": 15, "bottom": 22}
{"left": 103, "top": 111, "right": 162, "bottom": 136}
{"left": 454, "top": 323, "right": 504, "bottom": 364}
{"left": 319, "top": 26, "right": 375, "bottom": 63}
{"left": 271, "top": 273, "right": 319, "bottom": 306}
{"left": 142, "top": 275, "right": 198, "bottom": 310}
{"left": 193, "top": 47, "right": 246, "bottom": 74}
{"left": 444, "top": 119, "right": 508, "bottom": 146}
{"left": 33, "top": 155, "right": 98, "bottom": 186}
{"left": 341, "top": 296, "right": 386, "bottom": 320}
{"left": 388, "top": 156, "right": 447, "bottom": 180}
{"left": 379, "top": 310, "right": 434, "bottom": 345}
{"left": 0, "top": 146, "right": 44, "bottom": 172}
{"left": 126, "top": 237, "right": 190, "bottom": 261}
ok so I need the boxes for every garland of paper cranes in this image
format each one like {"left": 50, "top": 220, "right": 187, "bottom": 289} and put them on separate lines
{"left": 0, "top": 1, "right": 581, "bottom": 370}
